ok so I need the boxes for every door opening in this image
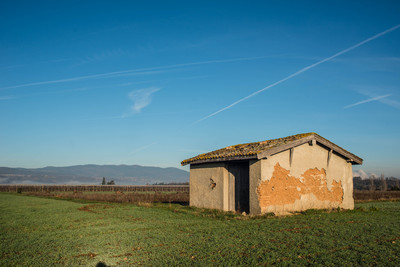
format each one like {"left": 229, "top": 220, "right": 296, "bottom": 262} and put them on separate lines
{"left": 228, "top": 162, "right": 249, "bottom": 213}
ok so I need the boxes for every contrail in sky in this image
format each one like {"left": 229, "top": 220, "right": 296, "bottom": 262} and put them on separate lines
{"left": 357, "top": 89, "right": 400, "bottom": 109}
{"left": 0, "top": 56, "right": 267, "bottom": 91}
{"left": 344, "top": 94, "right": 391, "bottom": 109}
{"left": 194, "top": 24, "right": 400, "bottom": 124}
{"left": 130, "top": 142, "right": 158, "bottom": 154}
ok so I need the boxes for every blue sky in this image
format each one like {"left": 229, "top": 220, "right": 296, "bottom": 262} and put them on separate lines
{"left": 1, "top": 0, "right": 400, "bottom": 177}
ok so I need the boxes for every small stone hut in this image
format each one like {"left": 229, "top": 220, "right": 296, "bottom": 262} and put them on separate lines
{"left": 181, "top": 133, "right": 363, "bottom": 215}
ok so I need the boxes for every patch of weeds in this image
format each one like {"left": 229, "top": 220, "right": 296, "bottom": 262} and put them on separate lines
{"left": 343, "top": 206, "right": 371, "bottom": 215}
{"left": 171, "top": 205, "right": 244, "bottom": 220}
{"left": 354, "top": 206, "right": 366, "bottom": 212}
{"left": 261, "top": 212, "right": 275, "bottom": 217}
{"left": 136, "top": 202, "right": 153, "bottom": 208}
{"left": 77, "top": 204, "right": 112, "bottom": 213}
{"left": 73, "top": 252, "right": 97, "bottom": 258}
{"left": 249, "top": 212, "right": 276, "bottom": 220}
{"left": 369, "top": 206, "right": 379, "bottom": 211}
{"left": 197, "top": 208, "right": 238, "bottom": 220}
{"left": 299, "top": 209, "right": 327, "bottom": 215}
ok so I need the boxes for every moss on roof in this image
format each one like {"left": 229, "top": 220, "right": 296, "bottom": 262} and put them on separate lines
{"left": 181, "top": 132, "right": 317, "bottom": 165}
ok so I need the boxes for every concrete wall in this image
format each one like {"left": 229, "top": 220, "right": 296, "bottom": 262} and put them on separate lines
{"left": 189, "top": 163, "right": 231, "bottom": 210}
{"left": 249, "top": 159, "right": 261, "bottom": 215}
{"left": 257, "top": 143, "right": 354, "bottom": 214}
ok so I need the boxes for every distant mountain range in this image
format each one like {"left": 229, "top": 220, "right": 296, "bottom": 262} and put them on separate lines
{"left": 0, "top": 164, "right": 189, "bottom": 185}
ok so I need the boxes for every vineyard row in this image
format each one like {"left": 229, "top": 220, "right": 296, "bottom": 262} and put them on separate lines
{"left": 0, "top": 184, "right": 189, "bottom": 193}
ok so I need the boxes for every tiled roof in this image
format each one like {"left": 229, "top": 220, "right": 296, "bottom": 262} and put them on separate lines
{"left": 181, "top": 132, "right": 363, "bottom": 166}
{"left": 181, "top": 133, "right": 314, "bottom": 165}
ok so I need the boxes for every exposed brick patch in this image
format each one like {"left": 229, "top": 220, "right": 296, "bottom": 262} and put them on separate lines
{"left": 257, "top": 163, "right": 343, "bottom": 208}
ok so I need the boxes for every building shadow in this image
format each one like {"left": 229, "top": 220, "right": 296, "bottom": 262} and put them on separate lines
{"left": 96, "top": 262, "right": 110, "bottom": 267}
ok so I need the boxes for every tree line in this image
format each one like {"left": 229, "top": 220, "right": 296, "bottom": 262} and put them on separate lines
{"left": 353, "top": 175, "right": 400, "bottom": 191}
{"left": 101, "top": 177, "right": 115, "bottom": 185}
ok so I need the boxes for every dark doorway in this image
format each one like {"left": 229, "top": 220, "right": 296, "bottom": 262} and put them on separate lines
{"left": 228, "top": 162, "right": 249, "bottom": 213}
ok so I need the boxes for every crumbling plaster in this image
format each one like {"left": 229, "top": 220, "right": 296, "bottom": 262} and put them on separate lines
{"left": 257, "top": 143, "right": 354, "bottom": 214}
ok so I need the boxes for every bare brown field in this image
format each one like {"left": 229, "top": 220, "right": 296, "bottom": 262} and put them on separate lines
{"left": 3, "top": 185, "right": 400, "bottom": 204}
{"left": 354, "top": 190, "right": 400, "bottom": 202}
{"left": 23, "top": 190, "right": 189, "bottom": 204}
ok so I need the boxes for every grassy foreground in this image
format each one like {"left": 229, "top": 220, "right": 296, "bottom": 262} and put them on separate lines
{"left": 0, "top": 194, "right": 399, "bottom": 266}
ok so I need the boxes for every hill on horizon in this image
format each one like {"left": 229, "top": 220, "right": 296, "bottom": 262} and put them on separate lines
{"left": 0, "top": 164, "right": 189, "bottom": 185}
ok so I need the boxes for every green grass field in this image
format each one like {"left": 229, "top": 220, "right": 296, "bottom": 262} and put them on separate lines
{"left": 1, "top": 193, "right": 399, "bottom": 266}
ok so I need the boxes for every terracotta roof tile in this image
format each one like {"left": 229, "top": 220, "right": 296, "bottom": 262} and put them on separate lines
{"left": 181, "top": 132, "right": 317, "bottom": 165}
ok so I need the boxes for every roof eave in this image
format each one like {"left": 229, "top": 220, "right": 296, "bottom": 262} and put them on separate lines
{"left": 181, "top": 155, "right": 258, "bottom": 166}
{"left": 314, "top": 134, "right": 363, "bottom": 165}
